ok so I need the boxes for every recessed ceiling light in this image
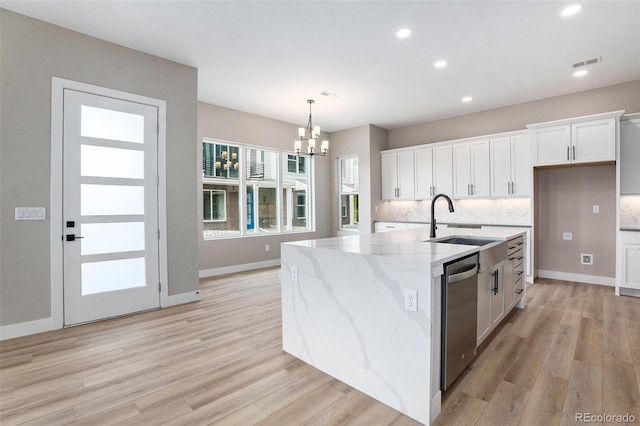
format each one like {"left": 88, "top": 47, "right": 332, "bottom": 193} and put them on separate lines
{"left": 434, "top": 60, "right": 448, "bottom": 68}
{"left": 396, "top": 28, "right": 411, "bottom": 39}
{"left": 561, "top": 4, "right": 582, "bottom": 17}
{"left": 462, "top": 96, "right": 472, "bottom": 103}
{"left": 573, "top": 69, "right": 589, "bottom": 77}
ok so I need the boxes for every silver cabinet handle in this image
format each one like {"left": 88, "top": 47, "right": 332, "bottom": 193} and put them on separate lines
{"left": 573, "top": 146, "right": 576, "bottom": 160}
{"left": 567, "top": 146, "right": 570, "bottom": 161}
{"left": 471, "top": 184, "right": 474, "bottom": 196}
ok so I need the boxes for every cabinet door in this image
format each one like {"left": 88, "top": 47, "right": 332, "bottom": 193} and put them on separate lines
{"left": 381, "top": 153, "right": 398, "bottom": 200}
{"left": 490, "top": 136, "right": 512, "bottom": 197}
{"left": 620, "top": 119, "right": 640, "bottom": 194}
{"left": 477, "top": 270, "right": 492, "bottom": 346}
{"left": 453, "top": 143, "right": 471, "bottom": 198}
{"left": 511, "top": 134, "right": 531, "bottom": 196}
{"left": 621, "top": 244, "right": 640, "bottom": 290}
{"left": 470, "top": 140, "right": 490, "bottom": 197}
{"left": 396, "top": 151, "right": 415, "bottom": 200}
{"left": 491, "top": 262, "right": 506, "bottom": 327}
{"left": 572, "top": 119, "right": 616, "bottom": 164}
{"left": 433, "top": 145, "right": 453, "bottom": 196}
{"left": 532, "top": 125, "right": 570, "bottom": 166}
{"left": 415, "top": 148, "right": 434, "bottom": 199}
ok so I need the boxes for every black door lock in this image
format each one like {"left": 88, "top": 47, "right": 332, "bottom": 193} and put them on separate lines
{"left": 66, "top": 234, "right": 84, "bottom": 241}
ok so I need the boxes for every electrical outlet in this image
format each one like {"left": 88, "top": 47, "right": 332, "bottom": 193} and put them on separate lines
{"left": 291, "top": 266, "right": 298, "bottom": 283}
{"left": 563, "top": 232, "right": 572, "bottom": 240}
{"left": 265, "top": 244, "right": 270, "bottom": 252}
{"left": 593, "top": 205, "right": 600, "bottom": 214}
{"left": 404, "top": 289, "right": 418, "bottom": 312}
{"left": 581, "top": 254, "right": 593, "bottom": 265}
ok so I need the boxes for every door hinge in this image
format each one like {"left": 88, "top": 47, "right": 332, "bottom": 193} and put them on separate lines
{"left": 158, "top": 282, "right": 161, "bottom": 292}
{"left": 157, "top": 123, "right": 159, "bottom": 134}
{"left": 157, "top": 230, "right": 160, "bottom": 240}
{"left": 156, "top": 175, "right": 160, "bottom": 187}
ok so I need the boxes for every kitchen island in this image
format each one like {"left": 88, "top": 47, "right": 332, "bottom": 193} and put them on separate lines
{"left": 280, "top": 226, "right": 526, "bottom": 425}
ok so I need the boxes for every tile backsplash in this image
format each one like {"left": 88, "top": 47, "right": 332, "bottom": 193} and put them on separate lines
{"left": 377, "top": 198, "right": 532, "bottom": 226}
{"left": 620, "top": 195, "right": 640, "bottom": 229}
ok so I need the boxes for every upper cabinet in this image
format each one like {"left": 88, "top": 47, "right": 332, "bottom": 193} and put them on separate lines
{"left": 528, "top": 111, "right": 623, "bottom": 167}
{"left": 490, "top": 133, "right": 531, "bottom": 197}
{"left": 453, "top": 139, "right": 490, "bottom": 198}
{"left": 415, "top": 145, "right": 453, "bottom": 198}
{"left": 381, "top": 150, "right": 415, "bottom": 200}
{"left": 621, "top": 116, "right": 640, "bottom": 194}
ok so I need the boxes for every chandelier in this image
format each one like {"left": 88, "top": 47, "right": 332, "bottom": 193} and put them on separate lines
{"left": 294, "top": 99, "right": 329, "bottom": 157}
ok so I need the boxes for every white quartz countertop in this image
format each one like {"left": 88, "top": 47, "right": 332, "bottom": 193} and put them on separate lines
{"left": 285, "top": 226, "right": 526, "bottom": 268}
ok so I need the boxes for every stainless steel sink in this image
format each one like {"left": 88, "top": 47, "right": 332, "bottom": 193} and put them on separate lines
{"left": 433, "top": 237, "right": 498, "bottom": 246}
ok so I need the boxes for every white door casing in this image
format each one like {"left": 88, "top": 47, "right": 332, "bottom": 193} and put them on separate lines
{"left": 51, "top": 78, "right": 168, "bottom": 328}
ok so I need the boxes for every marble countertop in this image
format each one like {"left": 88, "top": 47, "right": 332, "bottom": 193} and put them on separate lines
{"left": 286, "top": 226, "right": 526, "bottom": 267}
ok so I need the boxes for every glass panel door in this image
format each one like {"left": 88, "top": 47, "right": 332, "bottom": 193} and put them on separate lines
{"left": 63, "top": 89, "right": 160, "bottom": 325}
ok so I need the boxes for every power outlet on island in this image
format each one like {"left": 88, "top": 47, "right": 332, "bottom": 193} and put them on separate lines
{"left": 404, "top": 289, "right": 418, "bottom": 312}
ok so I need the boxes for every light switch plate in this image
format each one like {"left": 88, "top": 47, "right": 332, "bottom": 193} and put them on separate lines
{"left": 563, "top": 232, "right": 572, "bottom": 240}
{"left": 15, "top": 207, "right": 46, "bottom": 220}
{"left": 593, "top": 205, "right": 600, "bottom": 214}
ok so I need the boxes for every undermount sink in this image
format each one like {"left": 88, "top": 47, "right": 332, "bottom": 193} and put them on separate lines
{"left": 432, "top": 237, "right": 499, "bottom": 246}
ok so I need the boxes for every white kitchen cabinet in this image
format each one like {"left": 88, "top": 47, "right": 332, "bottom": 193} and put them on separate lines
{"left": 621, "top": 117, "right": 640, "bottom": 194}
{"left": 415, "top": 145, "right": 453, "bottom": 198}
{"left": 375, "top": 222, "right": 408, "bottom": 233}
{"left": 529, "top": 113, "right": 620, "bottom": 167}
{"left": 490, "top": 133, "right": 531, "bottom": 197}
{"left": 381, "top": 151, "right": 415, "bottom": 200}
{"left": 620, "top": 243, "right": 640, "bottom": 290}
{"left": 453, "top": 139, "right": 490, "bottom": 198}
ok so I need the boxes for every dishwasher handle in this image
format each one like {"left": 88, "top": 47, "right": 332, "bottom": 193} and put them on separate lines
{"left": 448, "top": 264, "right": 478, "bottom": 283}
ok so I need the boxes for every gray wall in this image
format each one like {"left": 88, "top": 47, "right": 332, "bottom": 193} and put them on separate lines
{"left": 388, "top": 80, "right": 640, "bottom": 149}
{"left": 537, "top": 165, "right": 617, "bottom": 278}
{"left": 197, "top": 102, "right": 332, "bottom": 272}
{"left": 0, "top": 10, "right": 199, "bottom": 326}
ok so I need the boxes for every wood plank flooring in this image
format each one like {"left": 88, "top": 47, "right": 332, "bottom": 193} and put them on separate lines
{"left": 1, "top": 270, "right": 639, "bottom": 425}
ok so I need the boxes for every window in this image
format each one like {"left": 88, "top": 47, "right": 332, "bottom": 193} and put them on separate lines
{"left": 203, "top": 189, "right": 226, "bottom": 221}
{"left": 287, "top": 155, "right": 306, "bottom": 174}
{"left": 339, "top": 157, "right": 359, "bottom": 230}
{"left": 296, "top": 193, "right": 306, "bottom": 219}
{"left": 203, "top": 139, "right": 313, "bottom": 239}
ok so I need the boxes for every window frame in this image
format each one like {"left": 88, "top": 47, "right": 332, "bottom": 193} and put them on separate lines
{"left": 203, "top": 189, "right": 227, "bottom": 222}
{"left": 203, "top": 138, "right": 314, "bottom": 240}
{"left": 338, "top": 156, "right": 359, "bottom": 231}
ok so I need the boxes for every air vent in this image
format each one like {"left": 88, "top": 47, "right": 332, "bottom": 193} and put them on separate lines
{"left": 573, "top": 57, "right": 602, "bottom": 68}
{"left": 320, "top": 91, "right": 339, "bottom": 98}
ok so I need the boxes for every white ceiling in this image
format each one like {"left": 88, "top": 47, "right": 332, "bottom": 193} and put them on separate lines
{"left": 3, "top": 1, "right": 640, "bottom": 132}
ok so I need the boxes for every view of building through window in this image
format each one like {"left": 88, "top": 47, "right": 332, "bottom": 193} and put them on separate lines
{"left": 339, "top": 156, "right": 359, "bottom": 230}
{"left": 203, "top": 140, "right": 312, "bottom": 239}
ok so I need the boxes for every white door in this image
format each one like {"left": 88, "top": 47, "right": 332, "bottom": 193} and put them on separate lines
{"left": 470, "top": 139, "right": 490, "bottom": 197}
{"left": 490, "top": 136, "right": 512, "bottom": 197}
{"left": 452, "top": 143, "right": 471, "bottom": 198}
{"left": 396, "top": 151, "right": 415, "bottom": 200}
{"left": 432, "top": 145, "right": 453, "bottom": 196}
{"left": 381, "top": 153, "right": 398, "bottom": 200}
{"left": 63, "top": 89, "right": 160, "bottom": 325}
{"left": 414, "top": 148, "right": 434, "bottom": 199}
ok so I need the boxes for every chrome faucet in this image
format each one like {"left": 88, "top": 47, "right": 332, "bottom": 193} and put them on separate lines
{"left": 430, "top": 194, "right": 454, "bottom": 238}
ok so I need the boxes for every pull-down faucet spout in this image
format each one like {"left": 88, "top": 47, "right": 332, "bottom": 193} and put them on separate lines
{"left": 430, "top": 194, "right": 454, "bottom": 238}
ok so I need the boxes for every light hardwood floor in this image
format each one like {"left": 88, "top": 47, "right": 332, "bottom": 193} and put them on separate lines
{"left": 1, "top": 269, "right": 639, "bottom": 425}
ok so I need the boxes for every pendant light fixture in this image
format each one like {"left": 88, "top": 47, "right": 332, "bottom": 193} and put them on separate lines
{"left": 294, "top": 99, "right": 329, "bottom": 156}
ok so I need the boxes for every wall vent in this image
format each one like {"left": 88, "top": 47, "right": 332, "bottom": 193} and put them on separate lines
{"left": 573, "top": 57, "right": 602, "bottom": 68}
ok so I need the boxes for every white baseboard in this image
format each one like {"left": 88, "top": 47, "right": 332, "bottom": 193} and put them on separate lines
{"left": 166, "top": 290, "right": 201, "bottom": 306}
{"left": 537, "top": 270, "right": 615, "bottom": 287}
{"left": 199, "top": 259, "right": 280, "bottom": 278}
{"left": 0, "top": 317, "right": 55, "bottom": 341}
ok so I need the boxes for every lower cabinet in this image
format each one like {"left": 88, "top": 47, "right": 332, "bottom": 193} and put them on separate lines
{"left": 477, "top": 234, "right": 525, "bottom": 346}
{"left": 477, "top": 260, "right": 505, "bottom": 345}
{"left": 620, "top": 243, "right": 640, "bottom": 290}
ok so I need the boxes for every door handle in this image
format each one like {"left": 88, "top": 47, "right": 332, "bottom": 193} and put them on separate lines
{"left": 66, "top": 234, "right": 84, "bottom": 241}
{"left": 573, "top": 146, "right": 576, "bottom": 160}
{"left": 567, "top": 146, "right": 570, "bottom": 161}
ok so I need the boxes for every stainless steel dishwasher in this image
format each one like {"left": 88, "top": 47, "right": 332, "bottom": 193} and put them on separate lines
{"left": 441, "top": 252, "right": 479, "bottom": 391}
